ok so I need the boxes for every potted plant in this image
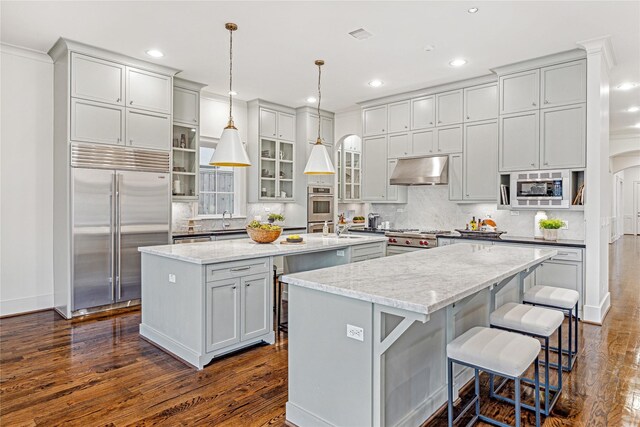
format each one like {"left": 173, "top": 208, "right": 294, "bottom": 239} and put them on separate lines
{"left": 538, "top": 218, "right": 565, "bottom": 241}
{"left": 352, "top": 216, "right": 365, "bottom": 224}
{"left": 246, "top": 220, "right": 282, "bottom": 243}
{"left": 267, "top": 213, "right": 285, "bottom": 224}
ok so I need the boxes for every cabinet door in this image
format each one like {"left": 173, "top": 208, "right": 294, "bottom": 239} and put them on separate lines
{"left": 541, "top": 60, "right": 586, "bottom": 108}
{"left": 499, "top": 111, "right": 539, "bottom": 171}
{"left": 534, "top": 260, "right": 583, "bottom": 314}
{"left": 540, "top": 104, "right": 586, "bottom": 169}
{"left": 388, "top": 101, "right": 410, "bottom": 133}
{"left": 126, "top": 67, "right": 171, "bottom": 114}
{"left": 321, "top": 116, "right": 334, "bottom": 144}
{"left": 260, "top": 108, "right": 277, "bottom": 138}
{"left": 71, "top": 53, "right": 124, "bottom": 105}
{"left": 241, "top": 273, "right": 270, "bottom": 341}
{"left": 411, "top": 96, "right": 435, "bottom": 129}
{"left": 464, "top": 83, "right": 497, "bottom": 122}
{"left": 363, "top": 106, "right": 388, "bottom": 136}
{"left": 362, "top": 136, "right": 388, "bottom": 201}
{"left": 206, "top": 279, "right": 241, "bottom": 352}
{"left": 126, "top": 109, "right": 171, "bottom": 150}
{"left": 464, "top": 120, "right": 497, "bottom": 201}
{"left": 71, "top": 98, "right": 124, "bottom": 145}
{"left": 499, "top": 69, "right": 540, "bottom": 114}
{"left": 436, "top": 125, "right": 463, "bottom": 154}
{"left": 387, "top": 159, "right": 398, "bottom": 201}
{"left": 277, "top": 112, "right": 295, "bottom": 141}
{"left": 411, "top": 130, "right": 435, "bottom": 155}
{"left": 388, "top": 133, "right": 411, "bottom": 158}
{"left": 449, "top": 153, "right": 463, "bottom": 201}
{"left": 173, "top": 87, "right": 199, "bottom": 125}
{"left": 436, "top": 90, "right": 463, "bottom": 126}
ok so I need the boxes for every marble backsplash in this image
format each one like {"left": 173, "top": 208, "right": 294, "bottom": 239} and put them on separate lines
{"left": 172, "top": 202, "right": 290, "bottom": 233}
{"left": 368, "top": 186, "right": 585, "bottom": 240}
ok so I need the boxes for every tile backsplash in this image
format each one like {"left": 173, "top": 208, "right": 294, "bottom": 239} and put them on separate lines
{"left": 172, "top": 202, "right": 290, "bottom": 233}
{"left": 368, "top": 186, "right": 585, "bottom": 240}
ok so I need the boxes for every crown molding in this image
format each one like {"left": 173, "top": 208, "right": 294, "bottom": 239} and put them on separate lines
{"left": 576, "top": 35, "right": 616, "bottom": 71}
{"left": 0, "top": 43, "right": 52, "bottom": 64}
{"left": 491, "top": 49, "right": 585, "bottom": 76}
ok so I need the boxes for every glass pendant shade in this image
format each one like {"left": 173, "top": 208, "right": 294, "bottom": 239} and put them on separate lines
{"left": 304, "top": 140, "right": 335, "bottom": 175}
{"left": 209, "top": 126, "right": 251, "bottom": 167}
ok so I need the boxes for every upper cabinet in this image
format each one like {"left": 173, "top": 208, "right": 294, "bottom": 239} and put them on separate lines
{"left": 387, "top": 101, "right": 410, "bottom": 133}
{"left": 71, "top": 98, "right": 124, "bottom": 145}
{"left": 363, "top": 105, "right": 388, "bottom": 136}
{"left": 436, "top": 90, "right": 463, "bottom": 126}
{"left": 259, "top": 108, "right": 294, "bottom": 141}
{"left": 411, "top": 96, "right": 435, "bottom": 130}
{"left": 540, "top": 104, "right": 586, "bottom": 169}
{"left": 499, "top": 69, "right": 540, "bottom": 114}
{"left": 540, "top": 60, "right": 586, "bottom": 108}
{"left": 173, "top": 87, "right": 199, "bottom": 125}
{"left": 464, "top": 120, "right": 498, "bottom": 201}
{"left": 464, "top": 83, "right": 497, "bottom": 122}
{"left": 499, "top": 111, "right": 539, "bottom": 171}
{"left": 259, "top": 108, "right": 277, "bottom": 138}
{"left": 277, "top": 112, "right": 295, "bottom": 141}
{"left": 125, "top": 67, "right": 172, "bottom": 114}
{"left": 126, "top": 109, "right": 171, "bottom": 150}
{"left": 71, "top": 53, "right": 124, "bottom": 106}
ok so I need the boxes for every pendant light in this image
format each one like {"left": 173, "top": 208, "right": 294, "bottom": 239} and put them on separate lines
{"left": 304, "top": 60, "right": 335, "bottom": 175}
{"left": 209, "top": 23, "right": 251, "bottom": 167}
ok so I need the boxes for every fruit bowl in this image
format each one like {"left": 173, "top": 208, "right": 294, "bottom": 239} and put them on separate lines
{"left": 286, "top": 235, "right": 303, "bottom": 243}
{"left": 246, "top": 227, "right": 282, "bottom": 243}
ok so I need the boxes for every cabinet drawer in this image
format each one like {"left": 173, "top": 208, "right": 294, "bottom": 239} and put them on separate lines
{"left": 351, "top": 243, "right": 385, "bottom": 259}
{"left": 548, "top": 247, "right": 582, "bottom": 262}
{"left": 206, "top": 259, "right": 270, "bottom": 282}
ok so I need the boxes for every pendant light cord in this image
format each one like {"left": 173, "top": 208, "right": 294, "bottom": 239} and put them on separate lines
{"left": 317, "top": 61, "right": 322, "bottom": 142}
{"left": 228, "top": 27, "right": 234, "bottom": 125}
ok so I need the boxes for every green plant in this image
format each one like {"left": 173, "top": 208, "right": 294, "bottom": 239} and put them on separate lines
{"left": 247, "top": 220, "right": 281, "bottom": 231}
{"left": 539, "top": 218, "right": 565, "bottom": 229}
{"left": 353, "top": 216, "right": 365, "bottom": 221}
{"left": 268, "top": 213, "right": 285, "bottom": 222}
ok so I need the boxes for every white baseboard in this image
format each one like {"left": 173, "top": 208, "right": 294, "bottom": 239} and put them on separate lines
{"left": 0, "top": 294, "right": 53, "bottom": 317}
{"left": 583, "top": 292, "right": 611, "bottom": 325}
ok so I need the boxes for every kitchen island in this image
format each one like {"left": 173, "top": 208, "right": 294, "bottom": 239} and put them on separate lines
{"left": 138, "top": 233, "right": 387, "bottom": 369}
{"left": 281, "top": 243, "right": 556, "bottom": 427}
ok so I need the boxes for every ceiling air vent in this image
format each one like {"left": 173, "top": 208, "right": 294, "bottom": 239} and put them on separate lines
{"left": 348, "top": 28, "right": 373, "bottom": 40}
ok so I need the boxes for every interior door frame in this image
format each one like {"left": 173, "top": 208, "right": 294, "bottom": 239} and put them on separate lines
{"left": 634, "top": 181, "right": 640, "bottom": 236}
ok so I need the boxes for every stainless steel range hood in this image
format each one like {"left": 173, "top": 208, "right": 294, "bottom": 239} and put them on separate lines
{"left": 389, "top": 155, "right": 449, "bottom": 185}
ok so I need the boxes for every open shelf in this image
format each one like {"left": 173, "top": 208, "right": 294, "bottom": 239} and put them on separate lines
{"left": 497, "top": 174, "right": 511, "bottom": 210}
{"left": 571, "top": 170, "right": 585, "bottom": 208}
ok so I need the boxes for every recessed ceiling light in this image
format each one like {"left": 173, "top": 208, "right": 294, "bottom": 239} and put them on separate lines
{"left": 145, "top": 49, "right": 164, "bottom": 58}
{"left": 468, "top": 7, "right": 479, "bottom": 13}
{"left": 306, "top": 96, "right": 317, "bottom": 103}
{"left": 627, "top": 106, "right": 640, "bottom": 113}
{"left": 348, "top": 28, "right": 373, "bottom": 41}
{"left": 368, "top": 80, "right": 383, "bottom": 87}
{"left": 424, "top": 45, "right": 436, "bottom": 52}
{"left": 634, "top": 122, "right": 640, "bottom": 128}
{"left": 228, "top": 90, "right": 238, "bottom": 96}
{"left": 616, "top": 82, "right": 638, "bottom": 91}
{"left": 449, "top": 58, "right": 467, "bottom": 67}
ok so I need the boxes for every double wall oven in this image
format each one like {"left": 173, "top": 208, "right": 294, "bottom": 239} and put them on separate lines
{"left": 307, "top": 185, "right": 334, "bottom": 233}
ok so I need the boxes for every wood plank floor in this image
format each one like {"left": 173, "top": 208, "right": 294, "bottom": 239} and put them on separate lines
{"left": 1, "top": 236, "right": 638, "bottom": 426}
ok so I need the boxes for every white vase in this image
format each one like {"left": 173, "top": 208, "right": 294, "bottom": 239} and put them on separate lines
{"left": 542, "top": 228, "right": 558, "bottom": 241}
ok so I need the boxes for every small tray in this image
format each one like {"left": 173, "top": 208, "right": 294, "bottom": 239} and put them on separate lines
{"left": 281, "top": 239, "right": 305, "bottom": 245}
{"left": 454, "top": 229, "right": 507, "bottom": 239}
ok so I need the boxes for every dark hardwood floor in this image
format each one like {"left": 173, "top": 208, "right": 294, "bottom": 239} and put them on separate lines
{"left": 1, "top": 236, "right": 638, "bottom": 426}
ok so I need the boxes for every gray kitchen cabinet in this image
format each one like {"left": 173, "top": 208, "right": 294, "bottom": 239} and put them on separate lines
{"left": 277, "top": 112, "right": 295, "bottom": 142}
{"left": 387, "top": 159, "right": 399, "bottom": 201}
{"left": 363, "top": 105, "right": 388, "bottom": 136}
{"left": 388, "top": 133, "right": 411, "bottom": 158}
{"left": 260, "top": 108, "right": 278, "bottom": 138}
{"left": 464, "top": 120, "right": 497, "bottom": 201}
{"left": 499, "top": 69, "right": 540, "bottom": 114}
{"left": 362, "top": 135, "right": 388, "bottom": 201}
{"left": 540, "top": 60, "right": 586, "bottom": 108}
{"left": 126, "top": 108, "right": 171, "bottom": 150}
{"left": 540, "top": 104, "right": 586, "bottom": 169}
{"left": 206, "top": 278, "right": 241, "bottom": 352}
{"left": 464, "top": 83, "right": 497, "bottom": 122}
{"left": 436, "top": 90, "right": 463, "bottom": 126}
{"left": 411, "top": 96, "right": 435, "bottom": 129}
{"left": 241, "top": 274, "right": 270, "bottom": 340}
{"left": 71, "top": 98, "right": 125, "bottom": 145}
{"left": 71, "top": 53, "right": 124, "bottom": 106}
{"left": 412, "top": 129, "right": 435, "bottom": 155}
{"left": 321, "top": 116, "right": 334, "bottom": 144}
{"left": 349, "top": 242, "right": 386, "bottom": 263}
{"left": 306, "top": 114, "right": 334, "bottom": 145}
{"left": 173, "top": 87, "right": 199, "bottom": 125}
{"left": 260, "top": 108, "right": 294, "bottom": 142}
{"left": 126, "top": 67, "right": 172, "bottom": 114}
{"left": 499, "top": 111, "right": 539, "bottom": 171}
{"left": 388, "top": 101, "right": 410, "bottom": 133}
{"left": 436, "top": 125, "right": 463, "bottom": 154}
{"left": 448, "top": 153, "right": 463, "bottom": 201}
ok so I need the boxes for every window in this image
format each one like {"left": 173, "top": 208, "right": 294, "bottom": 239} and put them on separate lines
{"left": 199, "top": 146, "right": 234, "bottom": 215}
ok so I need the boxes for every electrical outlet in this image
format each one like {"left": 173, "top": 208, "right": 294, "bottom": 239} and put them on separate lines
{"left": 561, "top": 221, "right": 569, "bottom": 230}
{"left": 510, "top": 211, "right": 520, "bottom": 216}
{"left": 168, "top": 274, "right": 176, "bottom": 283}
{"left": 396, "top": 208, "right": 405, "bottom": 213}
{"left": 264, "top": 207, "right": 271, "bottom": 212}
{"left": 346, "top": 324, "right": 364, "bottom": 342}
{"left": 336, "top": 250, "right": 345, "bottom": 257}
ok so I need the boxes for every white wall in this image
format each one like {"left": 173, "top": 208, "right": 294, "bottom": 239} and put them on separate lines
{"left": 0, "top": 45, "right": 54, "bottom": 316}
{"left": 622, "top": 166, "right": 640, "bottom": 234}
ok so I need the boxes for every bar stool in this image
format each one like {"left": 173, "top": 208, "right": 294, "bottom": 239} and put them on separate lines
{"left": 447, "top": 326, "right": 541, "bottom": 427}
{"left": 489, "top": 303, "right": 564, "bottom": 416}
{"left": 523, "top": 285, "right": 579, "bottom": 372}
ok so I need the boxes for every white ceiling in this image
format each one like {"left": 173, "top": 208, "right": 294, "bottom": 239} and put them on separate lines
{"left": 1, "top": 1, "right": 639, "bottom": 135}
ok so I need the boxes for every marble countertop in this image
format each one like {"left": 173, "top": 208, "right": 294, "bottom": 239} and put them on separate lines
{"left": 282, "top": 244, "right": 556, "bottom": 315}
{"left": 442, "top": 233, "right": 585, "bottom": 248}
{"left": 139, "top": 233, "right": 388, "bottom": 264}
{"left": 172, "top": 226, "right": 306, "bottom": 238}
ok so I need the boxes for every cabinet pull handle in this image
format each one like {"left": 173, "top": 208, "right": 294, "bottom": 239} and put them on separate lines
{"left": 429, "top": 122, "right": 433, "bottom": 125}
{"left": 246, "top": 283, "right": 251, "bottom": 287}
{"left": 544, "top": 100, "right": 549, "bottom": 104}
{"left": 231, "top": 266, "right": 251, "bottom": 272}
{"left": 438, "top": 120, "right": 442, "bottom": 124}
{"left": 129, "top": 139, "right": 133, "bottom": 144}
{"left": 130, "top": 101, "right": 133, "bottom": 105}
{"left": 382, "top": 129, "right": 385, "bottom": 132}
{"left": 116, "top": 98, "right": 121, "bottom": 102}
{"left": 530, "top": 163, "right": 535, "bottom": 166}
{"left": 117, "top": 138, "right": 121, "bottom": 142}
{"left": 544, "top": 161, "right": 549, "bottom": 165}
{"left": 532, "top": 102, "right": 536, "bottom": 106}
{"left": 557, "top": 252, "right": 570, "bottom": 256}
{"left": 232, "top": 286, "right": 237, "bottom": 290}
{"left": 404, "top": 125, "right": 408, "bottom": 129}
{"left": 193, "top": 119, "right": 197, "bottom": 122}
{"left": 466, "top": 115, "right": 470, "bottom": 119}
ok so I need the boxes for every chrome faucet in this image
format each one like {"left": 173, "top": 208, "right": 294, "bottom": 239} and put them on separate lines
{"left": 336, "top": 222, "right": 350, "bottom": 237}
{"left": 222, "top": 210, "right": 232, "bottom": 230}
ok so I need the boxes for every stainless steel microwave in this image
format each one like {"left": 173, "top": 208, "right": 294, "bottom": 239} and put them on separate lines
{"left": 510, "top": 170, "right": 570, "bottom": 209}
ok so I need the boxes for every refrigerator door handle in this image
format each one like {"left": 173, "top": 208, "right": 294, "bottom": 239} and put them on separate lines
{"left": 110, "top": 173, "right": 116, "bottom": 301}
{"left": 116, "top": 173, "right": 122, "bottom": 300}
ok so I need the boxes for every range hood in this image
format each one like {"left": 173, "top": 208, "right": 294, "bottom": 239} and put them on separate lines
{"left": 389, "top": 155, "right": 449, "bottom": 185}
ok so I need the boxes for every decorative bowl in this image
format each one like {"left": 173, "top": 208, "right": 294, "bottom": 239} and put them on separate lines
{"left": 246, "top": 227, "right": 281, "bottom": 243}
{"left": 286, "top": 236, "right": 304, "bottom": 243}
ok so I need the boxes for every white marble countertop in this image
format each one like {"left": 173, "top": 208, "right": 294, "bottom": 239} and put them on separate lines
{"left": 282, "top": 244, "right": 556, "bottom": 315}
{"left": 138, "top": 233, "right": 388, "bottom": 264}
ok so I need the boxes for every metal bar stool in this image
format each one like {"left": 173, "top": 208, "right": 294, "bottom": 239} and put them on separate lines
{"left": 523, "top": 285, "right": 579, "bottom": 372}
{"left": 447, "top": 326, "right": 541, "bottom": 427}
{"left": 489, "top": 303, "right": 564, "bottom": 416}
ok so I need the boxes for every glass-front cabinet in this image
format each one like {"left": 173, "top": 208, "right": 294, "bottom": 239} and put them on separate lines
{"left": 259, "top": 138, "right": 294, "bottom": 200}
{"left": 172, "top": 124, "right": 198, "bottom": 200}
{"left": 338, "top": 136, "right": 362, "bottom": 202}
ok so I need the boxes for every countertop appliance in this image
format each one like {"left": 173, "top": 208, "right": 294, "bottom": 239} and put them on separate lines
{"left": 385, "top": 230, "right": 452, "bottom": 255}
{"left": 307, "top": 185, "right": 334, "bottom": 233}
{"left": 69, "top": 144, "right": 170, "bottom": 316}
{"left": 511, "top": 170, "right": 570, "bottom": 209}
{"left": 368, "top": 213, "right": 381, "bottom": 229}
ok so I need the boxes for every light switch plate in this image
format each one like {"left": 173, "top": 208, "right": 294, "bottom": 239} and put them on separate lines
{"left": 346, "top": 324, "right": 364, "bottom": 341}
{"left": 168, "top": 274, "right": 176, "bottom": 283}
{"left": 510, "top": 211, "right": 520, "bottom": 216}
{"left": 561, "top": 221, "right": 569, "bottom": 230}
{"left": 337, "top": 250, "right": 345, "bottom": 257}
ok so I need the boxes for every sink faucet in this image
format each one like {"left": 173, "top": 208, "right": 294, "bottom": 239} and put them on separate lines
{"left": 336, "top": 223, "right": 351, "bottom": 237}
{"left": 222, "top": 210, "right": 232, "bottom": 230}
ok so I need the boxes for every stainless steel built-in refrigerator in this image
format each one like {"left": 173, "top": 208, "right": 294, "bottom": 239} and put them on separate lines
{"left": 70, "top": 144, "right": 170, "bottom": 313}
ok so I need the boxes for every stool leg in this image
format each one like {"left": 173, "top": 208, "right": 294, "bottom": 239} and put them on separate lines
{"left": 489, "top": 373, "right": 495, "bottom": 398}
{"left": 515, "top": 377, "right": 521, "bottom": 427}
{"left": 475, "top": 368, "right": 480, "bottom": 418}
{"left": 276, "top": 280, "right": 282, "bottom": 331}
{"left": 447, "top": 358, "right": 454, "bottom": 427}
{"left": 574, "top": 302, "right": 579, "bottom": 356}
{"left": 534, "top": 357, "right": 541, "bottom": 427}
{"left": 566, "top": 307, "right": 572, "bottom": 372}
{"left": 544, "top": 336, "right": 550, "bottom": 414}
{"left": 558, "top": 324, "right": 563, "bottom": 392}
